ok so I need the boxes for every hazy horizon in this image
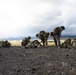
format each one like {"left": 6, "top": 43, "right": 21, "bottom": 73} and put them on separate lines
{"left": 0, "top": 0, "right": 76, "bottom": 39}
{"left": 0, "top": 35, "right": 76, "bottom": 40}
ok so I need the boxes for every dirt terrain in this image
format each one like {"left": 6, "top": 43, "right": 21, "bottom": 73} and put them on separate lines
{"left": 0, "top": 46, "right": 76, "bottom": 75}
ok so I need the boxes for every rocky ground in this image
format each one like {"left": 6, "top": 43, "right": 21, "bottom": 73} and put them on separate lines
{"left": 0, "top": 46, "right": 76, "bottom": 75}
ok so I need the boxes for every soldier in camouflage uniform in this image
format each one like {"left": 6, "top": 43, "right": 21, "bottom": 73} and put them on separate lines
{"left": 36, "top": 31, "right": 50, "bottom": 46}
{"left": 72, "top": 38, "right": 76, "bottom": 48}
{"left": 62, "top": 39, "right": 72, "bottom": 48}
{"left": 21, "top": 36, "right": 31, "bottom": 47}
{"left": 36, "top": 31, "right": 45, "bottom": 46}
{"left": 0, "top": 40, "right": 11, "bottom": 48}
{"left": 50, "top": 26, "right": 65, "bottom": 46}
{"left": 43, "top": 32, "right": 50, "bottom": 46}
{"left": 26, "top": 40, "right": 42, "bottom": 48}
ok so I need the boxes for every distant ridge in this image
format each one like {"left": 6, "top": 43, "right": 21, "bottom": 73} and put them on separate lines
{"left": 0, "top": 36, "right": 37, "bottom": 40}
{"left": 0, "top": 35, "right": 76, "bottom": 40}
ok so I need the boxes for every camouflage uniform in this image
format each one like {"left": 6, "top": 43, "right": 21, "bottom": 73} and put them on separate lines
{"left": 51, "top": 26, "right": 65, "bottom": 46}
{"left": 62, "top": 39, "right": 72, "bottom": 48}
{"left": 0, "top": 40, "right": 11, "bottom": 48}
{"left": 43, "top": 32, "right": 49, "bottom": 46}
{"left": 21, "top": 36, "right": 31, "bottom": 47}
{"left": 72, "top": 38, "right": 76, "bottom": 48}
{"left": 36, "top": 31, "right": 49, "bottom": 46}
{"left": 36, "top": 31, "right": 45, "bottom": 46}
{"left": 26, "top": 40, "right": 42, "bottom": 48}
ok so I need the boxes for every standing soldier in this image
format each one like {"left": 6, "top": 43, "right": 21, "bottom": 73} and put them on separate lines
{"left": 43, "top": 32, "right": 50, "bottom": 46}
{"left": 50, "top": 26, "right": 65, "bottom": 46}
{"left": 36, "top": 31, "right": 50, "bottom": 46}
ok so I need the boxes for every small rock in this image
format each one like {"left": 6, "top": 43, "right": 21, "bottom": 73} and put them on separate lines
{"left": 62, "top": 62, "right": 68, "bottom": 67}
{"left": 75, "top": 50, "right": 76, "bottom": 52}
{"left": 9, "top": 71, "right": 15, "bottom": 75}
{"left": 26, "top": 68, "right": 31, "bottom": 71}
{"left": 32, "top": 68, "right": 37, "bottom": 71}
{"left": 58, "top": 46, "right": 61, "bottom": 49}
{"left": 72, "top": 67, "right": 75, "bottom": 70}
{"left": 45, "top": 62, "right": 54, "bottom": 67}
{"left": 19, "top": 54, "right": 22, "bottom": 57}
{"left": 0, "top": 73, "right": 3, "bottom": 75}
{"left": 69, "top": 59, "right": 71, "bottom": 61}
{"left": 23, "top": 54, "right": 26, "bottom": 56}
{"left": 69, "top": 50, "right": 73, "bottom": 53}
{"left": 0, "top": 54, "right": 2, "bottom": 56}
{"left": 16, "top": 69, "right": 21, "bottom": 72}
{"left": 55, "top": 61, "right": 58, "bottom": 62}
{"left": 66, "top": 54, "right": 69, "bottom": 57}
{"left": 52, "top": 68, "right": 55, "bottom": 71}
{"left": 31, "top": 67, "right": 37, "bottom": 73}
{"left": 47, "top": 70, "right": 51, "bottom": 74}
{"left": 62, "top": 72, "right": 66, "bottom": 75}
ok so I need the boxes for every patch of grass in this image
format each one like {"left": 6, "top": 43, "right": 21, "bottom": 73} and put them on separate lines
{"left": 9, "top": 40, "right": 22, "bottom": 46}
{"left": 48, "top": 40, "right": 65, "bottom": 46}
{"left": 9, "top": 40, "right": 65, "bottom": 46}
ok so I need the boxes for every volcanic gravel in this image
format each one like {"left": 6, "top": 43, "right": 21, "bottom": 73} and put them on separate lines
{"left": 0, "top": 46, "right": 76, "bottom": 75}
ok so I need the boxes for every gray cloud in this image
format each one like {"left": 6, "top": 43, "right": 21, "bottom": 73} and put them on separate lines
{"left": 12, "top": 0, "right": 76, "bottom": 37}
{"left": 0, "top": 0, "right": 76, "bottom": 39}
{"left": 21, "top": 4, "right": 76, "bottom": 36}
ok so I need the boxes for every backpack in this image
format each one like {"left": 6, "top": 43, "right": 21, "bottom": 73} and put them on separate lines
{"left": 53, "top": 27, "right": 60, "bottom": 35}
{"left": 40, "top": 31, "right": 45, "bottom": 36}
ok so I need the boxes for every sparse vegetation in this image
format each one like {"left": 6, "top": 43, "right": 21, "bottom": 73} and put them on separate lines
{"left": 9, "top": 40, "right": 22, "bottom": 46}
{"left": 9, "top": 40, "right": 65, "bottom": 46}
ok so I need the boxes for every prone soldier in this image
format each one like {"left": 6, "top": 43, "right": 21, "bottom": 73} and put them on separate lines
{"left": 72, "top": 38, "right": 76, "bottom": 48}
{"left": 0, "top": 40, "right": 11, "bottom": 48}
{"left": 26, "top": 40, "right": 42, "bottom": 48}
{"left": 62, "top": 39, "right": 72, "bottom": 48}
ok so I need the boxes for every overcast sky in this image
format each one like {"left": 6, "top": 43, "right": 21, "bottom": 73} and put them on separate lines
{"left": 0, "top": 0, "right": 76, "bottom": 39}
